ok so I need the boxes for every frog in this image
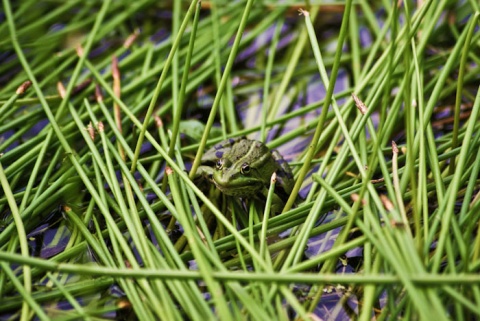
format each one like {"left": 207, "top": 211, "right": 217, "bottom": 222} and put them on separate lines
{"left": 197, "top": 137, "right": 295, "bottom": 212}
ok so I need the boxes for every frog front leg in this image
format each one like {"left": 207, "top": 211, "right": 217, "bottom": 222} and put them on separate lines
{"left": 261, "top": 186, "right": 285, "bottom": 214}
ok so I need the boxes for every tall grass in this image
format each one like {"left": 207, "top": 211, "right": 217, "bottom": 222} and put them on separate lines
{"left": 1, "top": 0, "right": 480, "bottom": 320}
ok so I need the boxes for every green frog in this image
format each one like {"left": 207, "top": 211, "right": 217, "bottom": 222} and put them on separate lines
{"left": 197, "top": 137, "right": 294, "bottom": 211}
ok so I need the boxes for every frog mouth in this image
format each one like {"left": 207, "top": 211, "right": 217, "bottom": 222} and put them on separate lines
{"left": 212, "top": 178, "right": 263, "bottom": 196}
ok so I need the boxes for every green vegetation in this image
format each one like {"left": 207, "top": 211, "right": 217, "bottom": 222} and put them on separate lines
{"left": 1, "top": 0, "right": 480, "bottom": 320}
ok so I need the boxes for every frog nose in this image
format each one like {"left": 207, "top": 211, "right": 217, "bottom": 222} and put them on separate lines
{"left": 212, "top": 171, "right": 234, "bottom": 186}
{"left": 214, "top": 173, "right": 230, "bottom": 185}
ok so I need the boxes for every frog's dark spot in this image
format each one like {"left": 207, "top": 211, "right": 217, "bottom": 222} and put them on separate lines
{"left": 229, "top": 138, "right": 236, "bottom": 144}
{"left": 215, "top": 151, "right": 224, "bottom": 158}
{"left": 214, "top": 144, "right": 224, "bottom": 150}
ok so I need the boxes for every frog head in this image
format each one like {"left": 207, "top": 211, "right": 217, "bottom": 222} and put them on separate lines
{"left": 210, "top": 139, "right": 277, "bottom": 197}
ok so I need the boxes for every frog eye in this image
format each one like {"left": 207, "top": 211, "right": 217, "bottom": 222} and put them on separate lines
{"left": 241, "top": 163, "right": 250, "bottom": 174}
{"left": 216, "top": 159, "right": 224, "bottom": 170}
